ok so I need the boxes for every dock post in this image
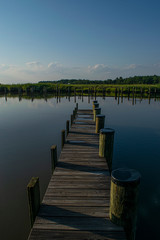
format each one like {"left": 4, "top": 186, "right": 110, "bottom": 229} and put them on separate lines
{"left": 73, "top": 109, "right": 76, "bottom": 119}
{"left": 66, "top": 120, "right": 69, "bottom": 135}
{"left": 75, "top": 106, "right": 77, "bottom": 114}
{"left": 27, "top": 177, "right": 40, "bottom": 228}
{"left": 61, "top": 130, "right": 65, "bottom": 148}
{"left": 93, "top": 103, "right": 99, "bottom": 112}
{"left": 71, "top": 114, "right": 74, "bottom": 125}
{"left": 96, "top": 114, "right": 105, "bottom": 133}
{"left": 93, "top": 107, "right": 101, "bottom": 121}
{"left": 92, "top": 100, "right": 97, "bottom": 106}
{"left": 110, "top": 168, "right": 141, "bottom": 240}
{"left": 76, "top": 103, "right": 78, "bottom": 111}
{"left": 51, "top": 145, "right": 57, "bottom": 173}
{"left": 99, "top": 128, "right": 115, "bottom": 172}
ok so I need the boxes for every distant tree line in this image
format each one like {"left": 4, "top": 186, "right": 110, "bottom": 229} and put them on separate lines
{"left": 39, "top": 75, "right": 160, "bottom": 85}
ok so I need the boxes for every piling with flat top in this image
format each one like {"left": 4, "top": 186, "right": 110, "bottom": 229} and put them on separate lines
{"left": 51, "top": 145, "right": 57, "bottom": 173}
{"left": 61, "top": 130, "right": 65, "bottom": 149}
{"left": 110, "top": 168, "right": 141, "bottom": 240}
{"left": 94, "top": 107, "right": 101, "bottom": 121}
{"left": 92, "top": 100, "right": 97, "bottom": 106}
{"left": 99, "top": 128, "right": 115, "bottom": 172}
{"left": 93, "top": 102, "right": 99, "bottom": 111}
{"left": 27, "top": 177, "right": 40, "bottom": 228}
{"left": 96, "top": 114, "right": 105, "bottom": 133}
{"left": 66, "top": 120, "right": 69, "bottom": 135}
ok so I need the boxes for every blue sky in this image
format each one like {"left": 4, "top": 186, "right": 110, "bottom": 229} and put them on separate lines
{"left": 0, "top": 0, "right": 160, "bottom": 83}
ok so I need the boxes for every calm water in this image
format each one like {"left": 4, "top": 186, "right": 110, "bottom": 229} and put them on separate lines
{"left": 0, "top": 95, "right": 160, "bottom": 240}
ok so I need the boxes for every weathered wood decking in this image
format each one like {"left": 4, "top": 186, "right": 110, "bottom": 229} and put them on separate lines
{"left": 28, "top": 109, "right": 126, "bottom": 240}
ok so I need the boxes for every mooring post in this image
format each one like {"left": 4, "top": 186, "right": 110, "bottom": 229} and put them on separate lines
{"left": 99, "top": 128, "right": 115, "bottom": 172}
{"left": 66, "top": 120, "right": 69, "bottom": 135}
{"left": 76, "top": 103, "right": 78, "bottom": 111}
{"left": 61, "top": 130, "right": 65, "bottom": 149}
{"left": 92, "top": 100, "right": 97, "bottom": 107}
{"left": 27, "top": 177, "right": 40, "bottom": 228}
{"left": 94, "top": 107, "right": 101, "bottom": 121}
{"left": 96, "top": 114, "right": 105, "bottom": 133}
{"left": 75, "top": 106, "right": 77, "bottom": 114}
{"left": 50, "top": 145, "right": 57, "bottom": 173}
{"left": 73, "top": 109, "right": 76, "bottom": 119}
{"left": 110, "top": 168, "right": 141, "bottom": 240}
{"left": 93, "top": 102, "right": 99, "bottom": 112}
{"left": 71, "top": 114, "right": 74, "bottom": 125}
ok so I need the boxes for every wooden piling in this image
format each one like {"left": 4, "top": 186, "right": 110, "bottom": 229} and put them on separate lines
{"left": 93, "top": 107, "right": 101, "bottom": 121}
{"left": 71, "top": 114, "right": 74, "bottom": 125}
{"left": 73, "top": 109, "right": 76, "bottom": 118}
{"left": 61, "top": 130, "right": 65, "bottom": 149}
{"left": 93, "top": 102, "right": 99, "bottom": 111}
{"left": 76, "top": 103, "right": 78, "bottom": 110}
{"left": 66, "top": 120, "right": 69, "bottom": 135}
{"left": 95, "top": 114, "right": 105, "bottom": 133}
{"left": 110, "top": 168, "right": 141, "bottom": 240}
{"left": 92, "top": 100, "right": 97, "bottom": 108}
{"left": 27, "top": 177, "right": 40, "bottom": 228}
{"left": 50, "top": 145, "right": 57, "bottom": 173}
{"left": 99, "top": 128, "right": 115, "bottom": 172}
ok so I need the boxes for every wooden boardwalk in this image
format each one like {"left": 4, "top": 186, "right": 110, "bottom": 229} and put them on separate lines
{"left": 28, "top": 109, "right": 126, "bottom": 240}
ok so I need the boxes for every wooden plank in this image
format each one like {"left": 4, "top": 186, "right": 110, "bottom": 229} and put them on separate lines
{"left": 29, "top": 229, "right": 126, "bottom": 240}
{"left": 33, "top": 216, "right": 123, "bottom": 231}
{"left": 38, "top": 205, "right": 109, "bottom": 217}
{"left": 44, "top": 189, "right": 110, "bottom": 197}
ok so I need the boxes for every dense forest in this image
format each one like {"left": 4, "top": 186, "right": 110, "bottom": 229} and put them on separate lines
{"left": 39, "top": 75, "right": 160, "bottom": 85}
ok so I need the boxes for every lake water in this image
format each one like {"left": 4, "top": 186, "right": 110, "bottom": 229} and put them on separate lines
{"left": 0, "top": 95, "right": 160, "bottom": 240}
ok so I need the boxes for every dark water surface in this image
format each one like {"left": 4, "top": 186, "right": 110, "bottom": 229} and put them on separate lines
{"left": 0, "top": 95, "right": 160, "bottom": 240}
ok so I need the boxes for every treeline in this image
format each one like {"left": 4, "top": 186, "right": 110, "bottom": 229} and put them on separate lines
{"left": 39, "top": 75, "right": 160, "bottom": 85}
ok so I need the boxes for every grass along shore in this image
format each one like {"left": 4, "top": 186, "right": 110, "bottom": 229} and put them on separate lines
{"left": 0, "top": 83, "right": 159, "bottom": 95}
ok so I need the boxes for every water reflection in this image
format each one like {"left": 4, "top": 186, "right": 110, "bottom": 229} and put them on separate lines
{"left": 0, "top": 95, "right": 160, "bottom": 240}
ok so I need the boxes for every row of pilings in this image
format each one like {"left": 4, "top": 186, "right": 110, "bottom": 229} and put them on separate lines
{"left": 0, "top": 85, "right": 159, "bottom": 96}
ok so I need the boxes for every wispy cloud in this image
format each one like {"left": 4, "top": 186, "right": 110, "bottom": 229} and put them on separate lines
{"left": 47, "top": 62, "right": 62, "bottom": 69}
{"left": 0, "top": 61, "right": 160, "bottom": 84}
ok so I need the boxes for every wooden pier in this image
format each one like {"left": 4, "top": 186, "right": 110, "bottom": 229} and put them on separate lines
{"left": 28, "top": 109, "right": 126, "bottom": 240}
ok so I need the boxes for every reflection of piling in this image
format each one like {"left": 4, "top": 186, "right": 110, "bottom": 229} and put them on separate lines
{"left": 19, "top": 95, "right": 22, "bottom": 102}
{"left": 148, "top": 96, "right": 151, "bottom": 104}
{"left": 121, "top": 94, "right": 123, "bottom": 103}
{"left": 88, "top": 95, "right": 90, "bottom": 103}
{"left": 110, "top": 168, "right": 141, "bottom": 240}
{"left": 103, "top": 88, "right": 105, "bottom": 97}
{"left": 128, "top": 88, "right": 130, "bottom": 101}
{"left": 51, "top": 145, "right": 57, "bottom": 173}
{"left": 115, "top": 88, "right": 117, "bottom": 100}
{"left": 95, "top": 114, "right": 105, "bottom": 133}
{"left": 99, "top": 128, "right": 115, "bottom": 172}
{"left": 27, "top": 177, "right": 40, "bottom": 228}
{"left": 117, "top": 95, "right": 119, "bottom": 105}
{"left": 132, "top": 95, "right": 134, "bottom": 105}
{"left": 94, "top": 87, "right": 96, "bottom": 99}
{"left": 154, "top": 88, "right": 157, "bottom": 101}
